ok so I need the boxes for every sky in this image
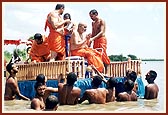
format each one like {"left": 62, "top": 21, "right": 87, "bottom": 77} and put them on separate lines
{"left": 2, "top": 2, "right": 166, "bottom": 59}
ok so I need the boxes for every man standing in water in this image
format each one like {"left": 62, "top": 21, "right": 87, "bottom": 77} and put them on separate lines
{"left": 4, "top": 63, "right": 30, "bottom": 101}
{"left": 31, "top": 82, "right": 46, "bottom": 110}
{"left": 58, "top": 72, "right": 81, "bottom": 105}
{"left": 88, "top": 9, "right": 111, "bottom": 75}
{"left": 78, "top": 75, "right": 107, "bottom": 104}
{"left": 44, "top": 4, "right": 71, "bottom": 61}
{"left": 144, "top": 70, "right": 159, "bottom": 99}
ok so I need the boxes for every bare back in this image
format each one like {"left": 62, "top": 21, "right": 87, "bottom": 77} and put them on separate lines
{"left": 145, "top": 83, "right": 159, "bottom": 99}
{"left": 83, "top": 88, "right": 107, "bottom": 104}
{"left": 117, "top": 91, "right": 137, "bottom": 101}
{"left": 58, "top": 83, "right": 81, "bottom": 105}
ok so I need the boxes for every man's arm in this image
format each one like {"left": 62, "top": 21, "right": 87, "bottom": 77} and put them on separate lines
{"left": 49, "top": 13, "right": 70, "bottom": 29}
{"left": 144, "top": 86, "right": 149, "bottom": 99}
{"left": 12, "top": 81, "right": 30, "bottom": 100}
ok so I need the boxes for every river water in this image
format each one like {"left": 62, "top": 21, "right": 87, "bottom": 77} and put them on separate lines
{"left": 2, "top": 61, "right": 166, "bottom": 113}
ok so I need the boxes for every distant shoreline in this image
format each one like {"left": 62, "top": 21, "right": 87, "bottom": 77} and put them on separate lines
{"left": 141, "top": 59, "right": 164, "bottom": 61}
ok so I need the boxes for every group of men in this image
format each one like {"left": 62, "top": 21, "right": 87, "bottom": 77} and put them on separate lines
{"left": 4, "top": 61, "right": 159, "bottom": 111}
{"left": 27, "top": 4, "right": 110, "bottom": 73}
{"left": 4, "top": 3, "right": 159, "bottom": 111}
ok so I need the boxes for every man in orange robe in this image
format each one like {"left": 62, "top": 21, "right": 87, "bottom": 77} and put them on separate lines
{"left": 89, "top": 9, "right": 111, "bottom": 74}
{"left": 70, "top": 22, "right": 104, "bottom": 73}
{"left": 44, "top": 4, "right": 71, "bottom": 61}
{"left": 29, "top": 33, "right": 50, "bottom": 62}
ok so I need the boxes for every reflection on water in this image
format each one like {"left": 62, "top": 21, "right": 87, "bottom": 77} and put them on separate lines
{"left": 3, "top": 99, "right": 162, "bottom": 113}
{"left": 2, "top": 61, "right": 166, "bottom": 113}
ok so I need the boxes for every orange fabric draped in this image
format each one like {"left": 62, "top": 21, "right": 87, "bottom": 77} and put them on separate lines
{"left": 71, "top": 48, "right": 104, "bottom": 73}
{"left": 93, "top": 37, "right": 110, "bottom": 65}
{"left": 30, "top": 37, "right": 50, "bottom": 62}
{"left": 45, "top": 20, "right": 65, "bottom": 60}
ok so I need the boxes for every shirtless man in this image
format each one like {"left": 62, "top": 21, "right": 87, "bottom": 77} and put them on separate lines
{"left": 106, "top": 77, "right": 116, "bottom": 102}
{"left": 58, "top": 72, "right": 81, "bottom": 105}
{"left": 29, "top": 33, "right": 50, "bottom": 63}
{"left": 89, "top": 65, "right": 116, "bottom": 102}
{"left": 4, "top": 63, "right": 30, "bottom": 101}
{"left": 78, "top": 75, "right": 107, "bottom": 104}
{"left": 89, "top": 9, "right": 111, "bottom": 75}
{"left": 116, "top": 79, "right": 137, "bottom": 101}
{"left": 144, "top": 70, "right": 159, "bottom": 99}
{"left": 35, "top": 74, "right": 59, "bottom": 103}
{"left": 70, "top": 22, "right": 104, "bottom": 72}
{"left": 31, "top": 82, "right": 46, "bottom": 110}
{"left": 44, "top": 4, "right": 71, "bottom": 61}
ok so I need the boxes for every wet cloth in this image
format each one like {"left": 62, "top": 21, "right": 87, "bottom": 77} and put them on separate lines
{"left": 93, "top": 36, "right": 110, "bottom": 65}
{"left": 71, "top": 47, "right": 104, "bottom": 73}
{"left": 44, "top": 19, "right": 65, "bottom": 60}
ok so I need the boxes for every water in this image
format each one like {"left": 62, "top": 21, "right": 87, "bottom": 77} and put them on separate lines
{"left": 2, "top": 61, "right": 166, "bottom": 113}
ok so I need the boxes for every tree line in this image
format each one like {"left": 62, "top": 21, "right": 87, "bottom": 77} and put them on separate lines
{"left": 4, "top": 49, "right": 139, "bottom": 63}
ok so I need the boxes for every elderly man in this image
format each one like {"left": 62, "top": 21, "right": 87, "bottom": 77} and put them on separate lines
{"left": 69, "top": 22, "right": 104, "bottom": 73}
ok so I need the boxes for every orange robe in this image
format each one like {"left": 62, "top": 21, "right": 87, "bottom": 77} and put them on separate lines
{"left": 30, "top": 36, "right": 50, "bottom": 62}
{"left": 44, "top": 19, "right": 65, "bottom": 60}
{"left": 93, "top": 37, "right": 110, "bottom": 65}
{"left": 71, "top": 48, "right": 104, "bottom": 73}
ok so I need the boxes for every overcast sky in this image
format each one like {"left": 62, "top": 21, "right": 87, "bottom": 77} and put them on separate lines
{"left": 2, "top": 2, "right": 166, "bottom": 59}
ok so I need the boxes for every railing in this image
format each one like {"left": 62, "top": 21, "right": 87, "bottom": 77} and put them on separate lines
{"left": 107, "top": 58, "right": 141, "bottom": 77}
{"left": 16, "top": 58, "right": 86, "bottom": 81}
{"left": 16, "top": 58, "right": 141, "bottom": 81}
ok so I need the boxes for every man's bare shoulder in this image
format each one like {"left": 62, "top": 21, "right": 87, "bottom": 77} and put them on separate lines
{"left": 58, "top": 83, "right": 64, "bottom": 87}
{"left": 6, "top": 77, "right": 16, "bottom": 84}
{"left": 50, "top": 11, "right": 59, "bottom": 17}
{"left": 147, "top": 83, "right": 158, "bottom": 89}
{"left": 31, "top": 98, "right": 40, "bottom": 106}
{"left": 73, "top": 87, "right": 81, "bottom": 92}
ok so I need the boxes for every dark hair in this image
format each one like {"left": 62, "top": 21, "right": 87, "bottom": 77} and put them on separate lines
{"left": 92, "top": 75, "right": 102, "bottom": 87}
{"left": 34, "top": 33, "right": 42, "bottom": 40}
{"left": 107, "top": 77, "right": 116, "bottom": 88}
{"left": 34, "top": 82, "right": 44, "bottom": 90}
{"left": 89, "top": 9, "right": 98, "bottom": 15}
{"left": 149, "top": 70, "right": 157, "bottom": 80}
{"left": 67, "top": 72, "right": 77, "bottom": 86}
{"left": 6, "top": 63, "right": 14, "bottom": 73}
{"left": 55, "top": 4, "right": 64, "bottom": 10}
{"left": 45, "top": 95, "right": 58, "bottom": 110}
{"left": 128, "top": 71, "right": 137, "bottom": 82}
{"left": 36, "top": 74, "right": 46, "bottom": 84}
{"left": 63, "top": 13, "right": 71, "bottom": 20}
{"left": 124, "top": 79, "right": 134, "bottom": 91}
